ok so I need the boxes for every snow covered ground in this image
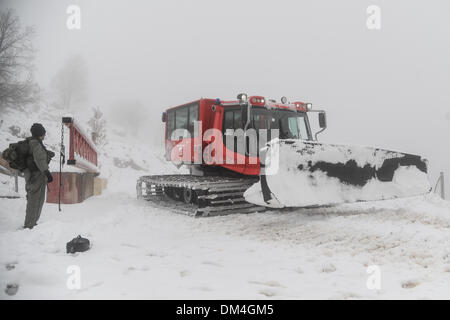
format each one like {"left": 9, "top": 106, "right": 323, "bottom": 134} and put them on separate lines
{"left": 1, "top": 185, "right": 450, "bottom": 299}
{"left": 1, "top": 106, "right": 450, "bottom": 299}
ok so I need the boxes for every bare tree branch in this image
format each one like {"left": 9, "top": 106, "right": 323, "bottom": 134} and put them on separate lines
{"left": 0, "top": 8, "right": 38, "bottom": 111}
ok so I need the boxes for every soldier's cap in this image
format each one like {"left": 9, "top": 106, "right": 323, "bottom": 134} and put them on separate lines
{"left": 30, "top": 123, "right": 46, "bottom": 137}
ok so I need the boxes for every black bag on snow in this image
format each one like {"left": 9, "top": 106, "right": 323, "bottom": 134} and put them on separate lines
{"left": 1, "top": 138, "right": 32, "bottom": 171}
{"left": 66, "top": 235, "right": 91, "bottom": 254}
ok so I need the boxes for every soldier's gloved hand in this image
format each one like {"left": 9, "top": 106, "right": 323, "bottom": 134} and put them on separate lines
{"left": 47, "top": 150, "right": 55, "bottom": 159}
{"left": 44, "top": 170, "right": 53, "bottom": 183}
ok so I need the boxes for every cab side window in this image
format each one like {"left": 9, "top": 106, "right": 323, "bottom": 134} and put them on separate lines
{"left": 167, "top": 110, "right": 175, "bottom": 139}
{"left": 224, "top": 110, "right": 234, "bottom": 132}
{"left": 223, "top": 108, "right": 244, "bottom": 154}
{"left": 188, "top": 104, "right": 199, "bottom": 137}
{"left": 223, "top": 109, "right": 242, "bottom": 132}
{"left": 287, "top": 117, "right": 300, "bottom": 139}
{"left": 175, "top": 107, "right": 188, "bottom": 132}
{"left": 167, "top": 103, "right": 199, "bottom": 140}
{"left": 234, "top": 111, "right": 241, "bottom": 129}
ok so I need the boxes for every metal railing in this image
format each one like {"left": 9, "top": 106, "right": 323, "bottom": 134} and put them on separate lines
{"left": 62, "top": 116, "right": 99, "bottom": 172}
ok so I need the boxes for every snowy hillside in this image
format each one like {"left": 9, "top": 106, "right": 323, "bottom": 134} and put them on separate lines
{"left": 0, "top": 105, "right": 180, "bottom": 197}
{"left": 1, "top": 106, "right": 450, "bottom": 299}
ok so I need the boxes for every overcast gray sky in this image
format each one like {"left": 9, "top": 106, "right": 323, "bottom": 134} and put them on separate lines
{"left": 3, "top": 0, "right": 450, "bottom": 196}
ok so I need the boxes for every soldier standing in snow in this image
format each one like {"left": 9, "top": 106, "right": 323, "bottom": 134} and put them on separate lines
{"left": 23, "top": 123, "right": 54, "bottom": 229}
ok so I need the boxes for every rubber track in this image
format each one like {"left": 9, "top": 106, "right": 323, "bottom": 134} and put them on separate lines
{"left": 137, "top": 174, "right": 266, "bottom": 217}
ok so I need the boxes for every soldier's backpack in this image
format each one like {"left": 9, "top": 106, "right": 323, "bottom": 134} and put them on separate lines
{"left": 1, "top": 138, "right": 32, "bottom": 171}
{"left": 2, "top": 138, "right": 54, "bottom": 172}
{"left": 66, "top": 235, "right": 91, "bottom": 254}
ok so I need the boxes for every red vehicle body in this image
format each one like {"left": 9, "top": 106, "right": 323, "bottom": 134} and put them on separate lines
{"left": 139, "top": 94, "right": 427, "bottom": 215}
{"left": 162, "top": 96, "right": 312, "bottom": 177}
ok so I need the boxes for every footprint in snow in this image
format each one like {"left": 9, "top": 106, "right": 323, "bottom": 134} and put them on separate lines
{"left": 259, "top": 288, "right": 278, "bottom": 297}
{"left": 249, "top": 280, "right": 284, "bottom": 288}
{"left": 189, "top": 286, "right": 212, "bottom": 292}
{"left": 401, "top": 280, "right": 420, "bottom": 289}
{"left": 77, "top": 281, "right": 104, "bottom": 292}
{"left": 146, "top": 252, "right": 166, "bottom": 258}
{"left": 44, "top": 247, "right": 61, "bottom": 254}
{"left": 201, "top": 261, "right": 223, "bottom": 267}
{"left": 121, "top": 243, "right": 140, "bottom": 249}
{"left": 5, "top": 283, "right": 19, "bottom": 296}
{"left": 110, "top": 254, "right": 122, "bottom": 261}
{"left": 294, "top": 267, "right": 303, "bottom": 274}
{"left": 123, "top": 266, "right": 142, "bottom": 275}
{"left": 5, "top": 262, "right": 18, "bottom": 271}
{"left": 338, "top": 292, "right": 362, "bottom": 300}
{"left": 319, "top": 262, "right": 337, "bottom": 273}
{"left": 179, "top": 270, "right": 190, "bottom": 277}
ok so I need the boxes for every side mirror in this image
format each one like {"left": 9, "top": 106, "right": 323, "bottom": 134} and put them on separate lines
{"left": 319, "top": 112, "right": 326, "bottom": 128}
{"left": 162, "top": 111, "right": 166, "bottom": 123}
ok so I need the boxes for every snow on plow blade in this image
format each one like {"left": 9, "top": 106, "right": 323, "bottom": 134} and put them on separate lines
{"left": 244, "top": 139, "right": 431, "bottom": 208}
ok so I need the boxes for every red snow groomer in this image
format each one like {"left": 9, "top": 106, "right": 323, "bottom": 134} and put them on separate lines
{"left": 137, "top": 94, "right": 431, "bottom": 216}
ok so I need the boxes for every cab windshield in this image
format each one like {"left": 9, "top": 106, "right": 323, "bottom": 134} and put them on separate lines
{"left": 251, "top": 108, "right": 311, "bottom": 140}
{"left": 278, "top": 110, "right": 311, "bottom": 140}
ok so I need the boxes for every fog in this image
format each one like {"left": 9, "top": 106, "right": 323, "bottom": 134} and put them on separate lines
{"left": 3, "top": 0, "right": 450, "bottom": 196}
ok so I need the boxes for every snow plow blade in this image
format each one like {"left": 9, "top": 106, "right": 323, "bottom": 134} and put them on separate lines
{"left": 244, "top": 139, "right": 431, "bottom": 208}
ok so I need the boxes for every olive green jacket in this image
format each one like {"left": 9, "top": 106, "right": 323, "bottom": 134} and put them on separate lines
{"left": 29, "top": 139, "right": 49, "bottom": 172}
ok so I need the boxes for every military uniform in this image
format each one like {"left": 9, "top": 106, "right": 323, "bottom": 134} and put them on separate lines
{"left": 23, "top": 123, "right": 53, "bottom": 229}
